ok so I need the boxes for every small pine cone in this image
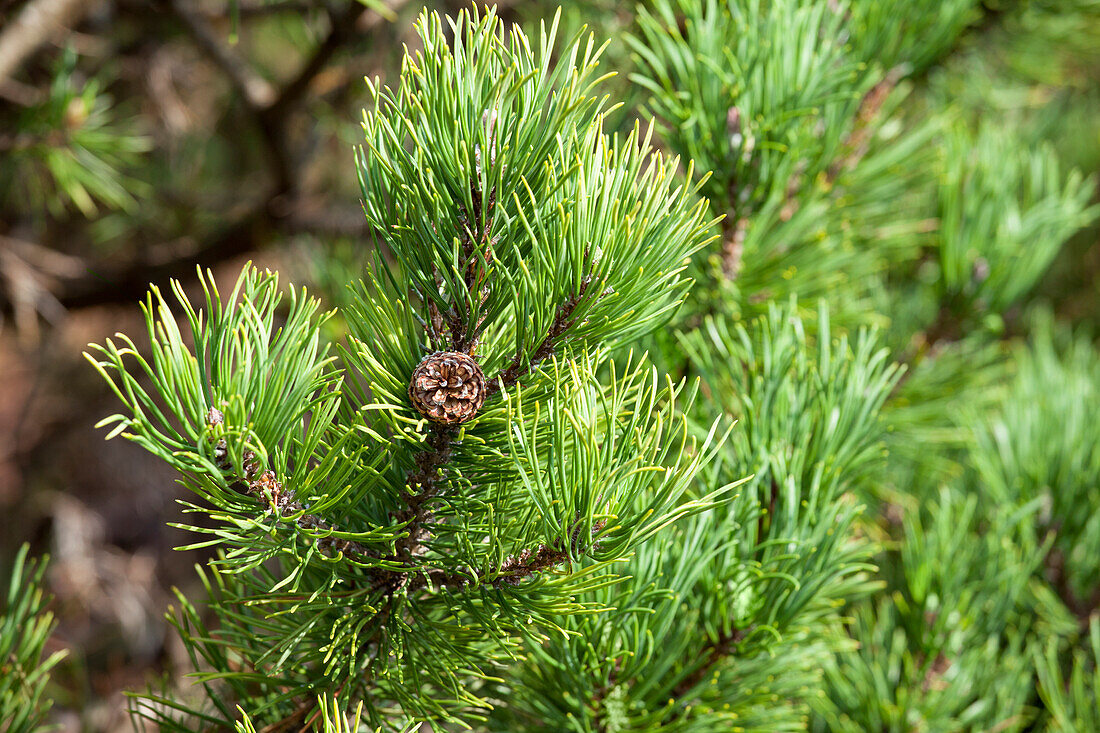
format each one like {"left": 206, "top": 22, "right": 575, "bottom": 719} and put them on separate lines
{"left": 408, "top": 351, "right": 486, "bottom": 424}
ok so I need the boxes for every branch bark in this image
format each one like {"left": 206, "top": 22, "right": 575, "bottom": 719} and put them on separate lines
{"left": 27, "top": 0, "right": 403, "bottom": 315}
{"left": 382, "top": 424, "right": 457, "bottom": 586}
{"left": 262, "top": 0, "right": 389, "bottom": 121}
{"left": 164, "top": 0, "right": 277, "bottom": 109}
{"left": 0, "top": 0, "right": 91, "bottom": 83}
{"left": 825, "top": 68, "right": 903, "bottom": 185}
{"left": 54, "top": 198, "right": 277, "bottom": 311}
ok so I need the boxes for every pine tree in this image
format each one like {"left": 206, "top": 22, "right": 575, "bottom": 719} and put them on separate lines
{"left": 0, "top": 0, "right": 1091, "bottom": 730}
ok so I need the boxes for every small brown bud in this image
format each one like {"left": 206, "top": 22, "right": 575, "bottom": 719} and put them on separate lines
{"left": 242, "top": 450, "right": 261, "bottom": 480}
{"left": 408, "top": 351, "right": 486, "bottom": 424}
{"left": 253, "top": 469, "right": 280, "bottom": 496}
{"left": 64, "top": 97, "right": 88, "bottom": 130}
{"left": 206, "top": 407, "right": 224, "bottom": 427}
{"left": 972, "top": 257, "right": 990, "bottom": 284}
{"left": 213, "top": 438, "right": 229, "bottom": 469}
{"left": 727, "top": 106, "right": 741, "bottom": 137}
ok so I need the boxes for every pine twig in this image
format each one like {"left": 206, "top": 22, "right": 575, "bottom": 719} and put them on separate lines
{"left": 215, "top": 411, "right": 602, "bottom": 597}
{"left": 208, "top": 409, "right": 373, "bottom": 562}
{"left": 488, "top": 274, "right": 598, "bottom": 395}
{"left": 720, "top": 216, "right": 748, "bottom": 279}
{"left": 385, "top": 424, "right": 457, "bottom": 577}
{"left": 402, "top": 520, "right": 607, "bottom": 593}
{"left": 490, "top": 521, "right": 606, "bottom": 586}
{"left": 670, "top": 623, "right": 752, "bottom": 698}
{"left": 826, "top": 67, "right": 904, "bottom": 184}
{"left": 387, "top": 154, "right": 498, "bottom": 575}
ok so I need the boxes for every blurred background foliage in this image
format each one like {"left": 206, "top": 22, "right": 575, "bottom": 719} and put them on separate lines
{"left": 1, "top": 0, "right": 1099, "bottom": 730}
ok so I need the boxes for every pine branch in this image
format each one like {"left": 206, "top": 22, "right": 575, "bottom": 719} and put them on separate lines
{"left": 825, "top": 68, "right": 903, "bottom": 184}
{"left": 215, "top": 422, "right": 508, "bottom": 598}
{"left": 384, "top": 173, "right": 495, "bottom": 579}
{"left": 488, "top": 274, "right": 595, "bottom": 395}
{"left": 209, "top": 420, "right": 374, "bottom": 562}
{"left": 386, "top": 163, "right": 502, "bottom": 576}
{"left": 671, "top": 624, "right": 751, "bottom": 699}
{"left": 403, "top": 520, "right": 608, "bottom": 593}
{"left": 215, "top": 418, "right": 551, "bottom": 597}
{"left": 0, "top": 545, "right": 66, "bottom": 730}
{"left": 383, "top": 424, "right": 457, "bottom": 589}
{"left": 84, "top": 10, "right": 724, "bottom": 725}
{"left": 210, "top": 419, "right": 494, "bottom": 599}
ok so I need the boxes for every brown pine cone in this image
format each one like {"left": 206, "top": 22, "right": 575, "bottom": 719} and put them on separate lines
{"left": 408, "top": 351, "right": 486, "bottom": 424}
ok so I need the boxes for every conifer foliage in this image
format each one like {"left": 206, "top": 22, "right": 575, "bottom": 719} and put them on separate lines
{"left": 0, "top": 546, "right": 66, "bottom": 733}
{"left": 1, "top": 0, "right": 1097, "bottom": 730}
{"left": 490, "top": 304, "right": 902, "bottom": 731}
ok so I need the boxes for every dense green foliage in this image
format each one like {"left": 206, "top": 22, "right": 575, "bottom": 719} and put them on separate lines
{"left": 2, "top": 0, "right": 1099, "bottom": 730}
{"left": 0, "top": 545, "right": 66, "bottom": 733}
